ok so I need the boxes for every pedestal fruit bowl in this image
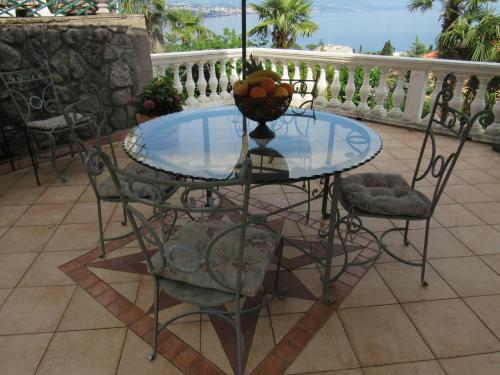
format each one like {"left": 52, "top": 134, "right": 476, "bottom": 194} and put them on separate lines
{"left": 233, "top": 55, "right": 293, "bottom": 140}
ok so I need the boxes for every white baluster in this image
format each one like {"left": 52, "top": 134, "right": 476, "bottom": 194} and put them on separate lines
{"left": 293, "top": 61, "right": 301, "bottom": 81}
{"left": 271, "top": 59, "right": 277, "bottom": 73}
{"left": 173, "top": 63, "right": 183, "bottom": 97}
{"left": 185, "top": 62, "right": 197, "bottom": 106}
{"left": 315, "top": 64, "right": 328, "bottom": 107}
{"left": 208, "top": 59, "right": 219, "bottom": 102}
{"left": 197, "top": 61, "right": 208, "bottom": 104}
{"left": 230, "top": 58, "right": 240, "bottom": 86}
{"left": 328, "top": 68, "right": 341, "bottom": 109}
{"left": 469, "top": 75, "right": 489, "bottom": 136}
{"left": 342, "top": 66, "right": 356, "bottom": 112}
{"left": 450, "top": 74, "right": 467, "bottom": 111}
{"left": 356, "top": 66, "right": 371, "bottom": 115}
{"left": 372, "top": 68, "right": 388, "bottom": 118}
{"left": 292, "top": 61, "right": 303, "bottom": 107}
{"left": 420, "top": 71, "right": 446, "bottom": 125}
{"left": 281, "top": 61, "right": 290, "bottom": 83}
{"left": 388, "top": 70, "right": 406, "bottom": 118}
{"left": 304, "top": 63, "right": 314, "bottom": 103}
{"left": 219, "top": 59, "right": 230, "bottom": 100}
{"left": 95, "top": 0, "right": 109, "bottom": 14}
{"left": 485, "top": 99, "right": 500, "bottom": 139}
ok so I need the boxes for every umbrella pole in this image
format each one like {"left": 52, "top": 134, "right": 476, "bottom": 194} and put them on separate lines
{"left": 242, "top": 0, "right": 247, "bottom": 79}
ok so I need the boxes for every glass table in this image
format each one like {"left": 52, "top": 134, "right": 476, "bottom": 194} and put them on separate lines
{"left": 124, "top": 106, "right": 382, "bottom": 303}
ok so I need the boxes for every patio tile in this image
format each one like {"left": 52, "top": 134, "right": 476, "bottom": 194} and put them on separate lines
{"left": 51, "top": 171, "right": 90, "bottom": 186}
{"left": 300, "top": 370, "right": 363, "bottom": 375}
{"left": 44, "top": 223, "right": 100, "bottom": 251}
{"left": 78, "top": 185, "right": 97, "bottom": 202}
{"left": 0, "top": 253, "right": 37, "bottom": 288}
{"left": 0, "top": 289, "right": 11, "bottom": 306}
{"left": 109, "top": 281, "right": 139, "bottom": 303}
{"left": 339, "top": 304, "right": 433, "bottom": 367}
{"left": 464, "top": 202, "right": 500, "bottom": 225}
{"left": 0, "top": 205, "right": 29, "bottom": 226}
{"left": 201, "top": 320, "right": 233, "bottom": 375}
{"left": 406, "top": 227, "right": 473, "bottom": 258}
{"left": 375, "top": 262, "right": 457, "bottom": 303}
{"left": 474, "top": 183, "right": 500, "bottom": 201}
{"left": 439, "top": 352, "right": 500, "bottom": 375}
{"left": 0, "top": 227, "right": 6, "bottom": 238}
{"left": 0, "top": 225, "right": 56, "bottom": 254}
{"left": 449, "top": 225, "right": 500, "bottom": 255}
{"left": 371, "top": 159, "right": 410, "bottom": 173}
{"left": 404, "top": 299, "right": 500, "bottom": 358}
{"left": 433, "top": 204, "right": 484, "bottom": 227}
{"left": 430, "top": 256, "right": 500, "bottom": 297}
{"left": 58, "top": 287, "right": 123, "bottom": 331}
{"left": 0, "top": 285, "right": 74, "bottom": 334}
{"left": 363, "top": 360, "right": 445, "bottom": 375}
{"left": 340, "top": 268, "right": 396, "bottom": 308}
{"left": 465, "top": 156, "right": 500, "bottom": 169}
{"left": 63, "top": 201, "right": 117, "bottom": 224}
{"left": 169, "top": 321, "right": 201, "bottom": 352}
{"left": 35, "top": 185, "right": 85, "bottom": 204}
{"left": 36, "top": 328, "right": 126, "bottom": 375}
{"left": 15, "top": 203, "right": 73, "bottom": 226}
{"left": 0, "top": 186, "right": 46, "bottom": 205}
{"left": 271, "top": 313, "right": 303, "bottom": 342}
{"left": 374, "top": 231, "right": 423, "bottom": 264}
{"left": 454, "top": 169, "right": 498, "bottom": 184}
{"left": 286, "top": 313, "right": 358, "bottom": 374}
{"left": 19, "top": 251, "right": 86, "bottom": 287}
{"left": 465, "top": 295, "right": 500, "bottom": 339}
{"left": 481, "top": 254, "right": 500, "bottom": 274}
{"left": 0, "top": 333, "right": 53, "bottom": 375}
{"left": 246, "top": 316, "right": 276, "bottom": 374}
{"left": 116, "top": 330, "right": 183, "bottom": 375}
{"left": 443, "top": 185, "right": 493, "bottom": 203}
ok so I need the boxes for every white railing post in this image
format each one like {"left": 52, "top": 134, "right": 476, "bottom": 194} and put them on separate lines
{"left": 197, "top": 61, "right": 208, "bottom": 104}
{"left": 469, "top": 75, "right": 489, "bottom": 136}
{"left": 304, "top": 63, "right": 314, "bottom": 103}
{"left": 342, "top": 66, "right": 356, "bottom": 111}
{"left": 403, "top": 69, "right": 428, "bottom": 123}
{"left": 96, "top": 0, "right": 110, "bottom": 14}
{"left": 185, "top": 62, "right": 197, "bottom": 106}
{"left": 219, "top": 59, "right": 230, "bottom": 100}
{"left": 420, "top": 71, "right": 446, "bottom": 125}
{"left": 316, "top": 64, "right": 329, "bottom": 107}
{"left": 371, "top": 68, "right": 388, "bottom": 118}
{"left": 328, "top": 68, "right": 341, "bottom": 109}
{"left": 485, "top": 99, "right": 500, "bottom": 140}
{"left": 208, "top": 59, "right": 219, "bottom": 102}
{"left": 281, "top": 60, "right": 290, "bottom": 83}
{"left": 388, "top": 71, "right": 406, "bottom": 118}
{"left": 356, "top": 66, "right": 371, "bottom": 116}
{"left": 230, "top": 58, "right": 240, "bottom": 85}
{"left": 173, "top": 63, "right": 183, "bottom": 96}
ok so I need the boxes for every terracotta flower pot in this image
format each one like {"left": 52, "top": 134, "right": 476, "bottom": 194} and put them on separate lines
{"left": 135, "top": 113, "right": 158, "bottom": 124}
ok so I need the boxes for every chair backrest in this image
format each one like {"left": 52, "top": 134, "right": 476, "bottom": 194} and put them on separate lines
{"left": 0, "top": 61, "right": 65, "bottom": 126}
{"left": 411, "top": 87, "right": 494, "bottom": 213}
{"left": 290, "top": 73, "right": 320, "bottom": 114}
{"left": 87, "top": 148, "right": 254, "bottom": 296}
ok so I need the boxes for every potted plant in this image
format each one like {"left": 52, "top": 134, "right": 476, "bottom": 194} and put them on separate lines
{"left": 133, "top": 75, "right": 184, "bottom": 123}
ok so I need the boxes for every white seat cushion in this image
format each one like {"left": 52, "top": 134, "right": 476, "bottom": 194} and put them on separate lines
{"left": 27, "top": 113, "right": 86, "bottom": 131}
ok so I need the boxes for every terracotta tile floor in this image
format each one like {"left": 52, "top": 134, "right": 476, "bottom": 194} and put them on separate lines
{"left": 1, "top": 122, "right": 500, "bottom": 375}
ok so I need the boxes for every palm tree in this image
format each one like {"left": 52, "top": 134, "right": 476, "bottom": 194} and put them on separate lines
{"left": 164, "top": 9, "right": 211, "bottom": 45}
{"left": 121, "top": 0, "right": 167, "bottom": 52}
{"left": 249, "top": 0, "right": 319, "bottom": 49}
{"left": 407, "top": 0, "right": 497, "bottom": 59}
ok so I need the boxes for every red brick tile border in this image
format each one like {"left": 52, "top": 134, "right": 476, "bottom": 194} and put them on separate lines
{"left": 59, "top": 190, "right": 373, "bottom": 375}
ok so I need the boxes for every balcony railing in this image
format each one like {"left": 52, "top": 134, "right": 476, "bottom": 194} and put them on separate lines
{"left": 151, "top": 48, "right": 500, "bottom": 144}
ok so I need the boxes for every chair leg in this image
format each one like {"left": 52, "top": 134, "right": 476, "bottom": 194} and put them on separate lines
{"left": 306, "top": 180, "right": 311, "bottom": 219}
{"left": 49, "top": 135, "right": 65, "bottom": 183}
{"left": 420, "top": 219, "right": 431, "bottom": 287}
{"left": 121, "top": 205, "right": 128, "bottom": 226}
{"left": 149, "top": 278, "right": 160, "bottom": 361}
{"left": 403, "top": 219, "right": 410, "bottom": 246}
{"left": 96, "top": 200, "right": 106, "bottom": 258}
{"left": 25, "top": 130, "right": 40, "bottom": 186}
{"left": 234, "top": 305, "right": 244, "bottom": 375}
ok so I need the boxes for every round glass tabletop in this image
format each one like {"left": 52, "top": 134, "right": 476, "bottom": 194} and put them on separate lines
{"left": 123, "top": 106, "right": 382, "bottom": 182}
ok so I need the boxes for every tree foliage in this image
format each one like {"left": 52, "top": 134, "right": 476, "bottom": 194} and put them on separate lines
{"left": 380, "top": 40, "right": 395, "bottom": 56}
{"left": 408, "top": 35, "right": 428, "bottom": 56}
{"left": 249, "top": 0, "right": 319, "bottom": 49}
{"left": 165, "top": 9, "right": 210, "bottom": 45}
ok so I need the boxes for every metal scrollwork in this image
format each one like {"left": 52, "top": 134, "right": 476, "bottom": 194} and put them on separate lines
{"left": 84, "top": 149, "right": 104, "bottom": 177}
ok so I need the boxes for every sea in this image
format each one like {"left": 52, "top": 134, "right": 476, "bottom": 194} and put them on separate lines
{"left": 181, "top": 0, "right": 443, "bottom": 52}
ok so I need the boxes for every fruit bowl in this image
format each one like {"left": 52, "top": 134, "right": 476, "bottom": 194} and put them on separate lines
{"left": 234, "top": 94, "right": 292, "bottom": 139}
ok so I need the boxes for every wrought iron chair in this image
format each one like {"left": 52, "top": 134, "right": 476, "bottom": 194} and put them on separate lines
{"left": 0, "top": 61, "right": 95, "bottom": 184}
{"left": 339, "top": 87, "right": 494, "bottom": 285}
{"left": 289, "top": 73, "right": 320, "bottom": 118}
{"left": 87, "top": 149, "right": 284, "bottom": 375}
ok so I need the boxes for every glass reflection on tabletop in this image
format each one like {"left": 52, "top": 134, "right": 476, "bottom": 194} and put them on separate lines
{"left": 123, "top": 106, "right": 382, "bottom": 182}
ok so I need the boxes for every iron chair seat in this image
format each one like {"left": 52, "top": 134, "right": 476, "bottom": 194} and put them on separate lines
{"left": 97, "top": 160, "right": 177, "bottom": 200}
{"left": 158, "top": 278, "right": 236, "bottom": 307}
{"left": 340, "top": 173, "right": 432, "bottom": 218}
{"left": 151, "top": 220, "right": 279, "bottom": 298}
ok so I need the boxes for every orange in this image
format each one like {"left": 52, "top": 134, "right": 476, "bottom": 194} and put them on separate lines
{"left": 259, "top": 77, "right": 277, "bottom": 94}
{"left": 272, "top": 86, "right": 289, "bottom": 97}
{"left": 249, "top": 86, "right": 267, "bottom": 98}
{"left": 279, "top": 83, "right": 293, "bottom": 95}
{"left": 232, "top": 80, "right": 249, "bottom": 96}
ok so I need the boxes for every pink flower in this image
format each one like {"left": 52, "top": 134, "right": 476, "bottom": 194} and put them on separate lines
{"left": 143, "top": 99, "right": 156, "bottom": 110}
{"left": 174, "top": 95, "right": 181, "bottom": 103}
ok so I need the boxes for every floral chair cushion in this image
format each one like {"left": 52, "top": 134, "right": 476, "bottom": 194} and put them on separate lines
{"left": 27, "top": 113, "right": 86, "bottom": 131}
{"left": 151, "top": 220, "right": 279, "bottom": 297}
{"left": 341, "top": 173, "right": 432, "bottom": 218}
{"left": 97, "top": 161, "right": 176, "bottom": 199}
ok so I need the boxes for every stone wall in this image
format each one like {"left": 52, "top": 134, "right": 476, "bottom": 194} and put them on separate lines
{"left": 0, "top": 15, "right": 152, "bottom": 159}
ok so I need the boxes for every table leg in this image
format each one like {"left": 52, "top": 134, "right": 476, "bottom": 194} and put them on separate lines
{"left": 321, "top": 176, "right": 330, "bottom": 219}
{"left": 321, "top": 172, "right": 341, "bottom": 305}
